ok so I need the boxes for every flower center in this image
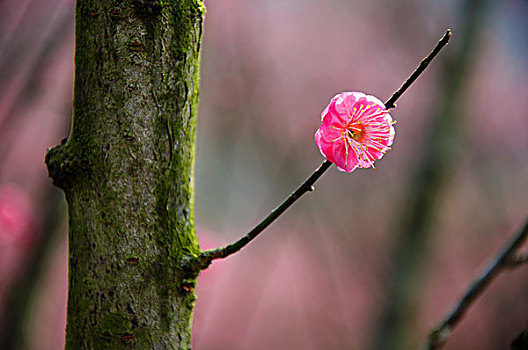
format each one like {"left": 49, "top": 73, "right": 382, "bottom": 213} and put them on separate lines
{"left": 346, "top": 124, "right": 362, "bottom": 141}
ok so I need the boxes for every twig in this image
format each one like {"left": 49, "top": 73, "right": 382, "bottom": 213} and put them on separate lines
{"left": 190, "top": 160, "right": 331, "bottom": 269}
{"left": 426, "top": 219, "right": 528, "bottom": 350}
{"left": 385, "top": 29, "right": 451, "bottom": 110}
{"left": 187, "top": 29, "right": 452, "bottom": 272}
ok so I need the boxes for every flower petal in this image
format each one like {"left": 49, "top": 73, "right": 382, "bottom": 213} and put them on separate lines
{"left": 335, "top": 92, "right": 364, "bottom": 119}
{"left": 332, "top": 141, "right": 359, "bottom": 173}
{"left": 315, "top": 128, "right": 336, "bottom": 164}
{"left": 322, "top": 100, "right": 347, "bottom": 127}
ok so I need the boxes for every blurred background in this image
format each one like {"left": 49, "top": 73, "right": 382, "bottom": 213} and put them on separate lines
{"left": 0, "top": 0, "right": 527, "bottom": 349}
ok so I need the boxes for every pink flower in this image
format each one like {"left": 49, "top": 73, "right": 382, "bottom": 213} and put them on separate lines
{"left": 315, "top": 92, "right": 395, "bottom": 172}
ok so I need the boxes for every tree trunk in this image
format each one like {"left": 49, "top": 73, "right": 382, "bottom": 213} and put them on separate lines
{"left": 45, "top": 0, "right": 204, "bottom": 348}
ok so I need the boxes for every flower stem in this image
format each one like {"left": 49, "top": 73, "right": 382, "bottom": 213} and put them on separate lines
{"left": 188, "top": 29, "right": 452, "bottom": 272}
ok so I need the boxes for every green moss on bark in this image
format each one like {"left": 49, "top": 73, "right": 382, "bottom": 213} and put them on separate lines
{"left": 46, "top": 0, "right": 204, "bottom": 348}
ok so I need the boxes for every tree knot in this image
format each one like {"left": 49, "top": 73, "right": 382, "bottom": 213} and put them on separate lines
{"left": 181, "top": 253, "right": 212, "bottom": 277}
{"left": 45, "top": 138, "right": 89, "bottom": 190}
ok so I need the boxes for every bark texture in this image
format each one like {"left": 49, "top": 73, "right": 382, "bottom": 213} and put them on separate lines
{"left": 45, "top": 0, "right": 204, "bottom": 348}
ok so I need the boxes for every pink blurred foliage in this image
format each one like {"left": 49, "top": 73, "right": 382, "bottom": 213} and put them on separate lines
{"left": 194, "top": 227, "right": 377, "bottom": 349}
{"left": 468, "top": 29, "right": 528, "bottom": 156}
{"left": 0, "top": 183, "right": 35, "bottom": 245}
{"left": 26, "top": 222, "right": 68, "bottom": 350}
{"left": 0, "top": 182, "right": 37, "bottom": 333}
{"left": 0, "top": 183, "right": 36, "bottom": 290}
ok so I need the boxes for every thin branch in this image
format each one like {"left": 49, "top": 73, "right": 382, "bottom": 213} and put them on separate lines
{"left": 426, "top": 219, "right": 528, "bottom": 350}
{"left": 385, "top": 29, "right": 451, "bottom": 110}
{"left": 191, "top": 160, "right": 331, "bottom": 267}
{"left": 187, "top": 29, "right": 452, "bottom": 272}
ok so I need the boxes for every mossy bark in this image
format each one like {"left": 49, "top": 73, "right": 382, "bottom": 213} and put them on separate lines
{"left": 45, "top": 0, "right": 204, "bottom": 348}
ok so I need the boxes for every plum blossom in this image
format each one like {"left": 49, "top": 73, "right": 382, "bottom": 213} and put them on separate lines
{"left": 315, "top": 92, "right": 395, "bottom": 172}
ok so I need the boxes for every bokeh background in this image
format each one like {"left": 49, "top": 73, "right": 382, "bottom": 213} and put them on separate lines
{"left": 1, "top": 0, "right": 527, "bottom": 349}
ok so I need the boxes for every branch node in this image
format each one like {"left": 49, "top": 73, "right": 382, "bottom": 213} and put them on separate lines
{"left": 428, "top": 326, "right": 451, "bottom": 350}
{"left": 45, "top": 137, "right": 93, "bottom": 191}
{"left": 181, "top": 254, "right": 212, "bottom": 276}
{"left": 506, "top": 254, "right": 528, "bottom": 268}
